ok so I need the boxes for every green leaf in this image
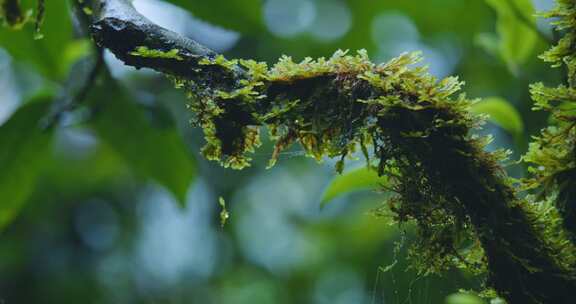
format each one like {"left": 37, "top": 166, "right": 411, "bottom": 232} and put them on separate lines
{"left": 40, "top": 138, "right": 129, "bottom": 199}
{"left": 0, "top": 100, "right": 52, "bottom": 231}
{"left": 91, "top": 82, "right": 196, "bottom": 207}
{"left": 484, "top": 0, "right": 537, "bottom": 73}
{"left": 475, "top": 32, "right": 500, "bottom": 58}
{"left": 321, "top": 166, "right": 388, "bottom": 208}
{"left": 60, "top": 39, "right": 92, "bottom": 76}
{"left": 445, "top": 293, "right": 486, "bottom": 304}
{"left": 165, "top": 0, "right": 262, "bottom": 33}
{"left": 471, "top": 97, "right": 524, "bottom": 137}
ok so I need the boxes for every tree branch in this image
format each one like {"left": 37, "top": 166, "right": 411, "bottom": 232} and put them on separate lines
{"left": 87, "top": 0, "right": 576, "bottom": 302}
{"left": 90, "top": 0, "right": 244, "bottom": 81}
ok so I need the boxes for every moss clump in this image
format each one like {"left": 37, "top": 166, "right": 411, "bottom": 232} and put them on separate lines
{"left": 181, "top": 50, "right": 474, "bottom": 172}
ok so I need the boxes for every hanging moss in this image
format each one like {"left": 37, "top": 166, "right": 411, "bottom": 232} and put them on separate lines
{"left": 524, "top": 0, "right": 576, "bottom": 242}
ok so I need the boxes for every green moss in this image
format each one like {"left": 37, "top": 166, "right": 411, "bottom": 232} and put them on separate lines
{"left": 82, "top": 6, "right": 92, "bottom": 15}
{"left": 199, "top": 54, "right": 238, "bottom": 70}
{"left": 129, "top": 46, "right": 183, "bottom": 60}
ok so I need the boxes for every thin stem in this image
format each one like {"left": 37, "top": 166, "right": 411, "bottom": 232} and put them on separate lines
{"left": 41, "top": 48, "right": 104, "bottom": 129}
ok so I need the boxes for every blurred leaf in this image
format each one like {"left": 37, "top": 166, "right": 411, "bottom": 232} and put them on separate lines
{"left": 341, "top": 0, "right": 491, "bottom": 55}
{"left": 471, "top": 97, "right": 524, "bottom": 137}
{"left": 475, "top": 32, "right": 500, "bottom": 57}
{"left": 484, "top": 0, "right": 537, "bottom": 73}
{"left": 445, "top": 293, "right": 486, "bottom": 304}
{"left": 39, "top": 133, "right": 129, "bottom": 199}
{"left": 0, "top": 100, "right": 52, "bottom": 230}
{"left": 91, "top": 82, "right": 196, "bottom": 207}
{"left": 0, "top": 0, "right": 72, "bottom": 79}
{"left": 60, "top": 39, "right": 93, "bottom": 76}
{"left": 165, "top": 0, "right": 262, "bottom": 33}
{"left": 321, "top": 166, "right": 388, "bottom": 208}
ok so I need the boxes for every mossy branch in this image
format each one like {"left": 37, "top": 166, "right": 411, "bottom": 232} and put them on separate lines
{"left": 87, "top": 0, "right": 576, "bottom": 302}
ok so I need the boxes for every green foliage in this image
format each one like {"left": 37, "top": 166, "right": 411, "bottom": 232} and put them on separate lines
{"left": 0, "top": 100, "right": 52, "bottom": 231}
{"left": 321, "top": 166, "right": 389, "bottom": 208}
{"left": 61, "top": 39, "right": 92, "bottom": 71}
{"left": 471, "top": 97, "right": 523, "bottom": 137}
{"left": 484, "top": 0, "right": 538, "bottom": 73}
{"left": 91, "top": 81, "right": 196, "bottom": 207}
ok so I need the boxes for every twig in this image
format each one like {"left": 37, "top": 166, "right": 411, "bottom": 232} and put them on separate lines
{"left": 34, "top": 0, "right": 45, "bottom": 39}
{"left": 41, "top": 48, "right": 104, "bottom": 129}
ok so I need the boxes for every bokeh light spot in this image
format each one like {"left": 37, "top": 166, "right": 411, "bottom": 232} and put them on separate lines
{"left": 309, "top": 0, "right": 352, "bottom": 42}
{"left": 371, "top": 12, "right": 419, "bottom": 48}
{"left": 264, "top": 0, "right": 317, "bottom": 37}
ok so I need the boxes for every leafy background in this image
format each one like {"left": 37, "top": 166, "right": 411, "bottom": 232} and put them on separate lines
{"left": 0, "top": 0, "right": 556, "bottom": 303}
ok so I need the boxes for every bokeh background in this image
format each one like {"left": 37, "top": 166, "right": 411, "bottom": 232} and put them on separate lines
{"left": 0, "top": 0, "right": 559, "bottom": 303}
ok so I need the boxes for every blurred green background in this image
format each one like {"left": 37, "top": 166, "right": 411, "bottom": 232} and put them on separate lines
{"left": 0, "top": 0, "right": 559, "bottom": 303}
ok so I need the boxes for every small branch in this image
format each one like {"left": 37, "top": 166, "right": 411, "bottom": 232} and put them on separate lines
{"left": 33, "top": 0, "right": 45, "bottom": 39}
{"left": 41, "top": 48, "right": 104, "bottom": 129}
